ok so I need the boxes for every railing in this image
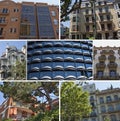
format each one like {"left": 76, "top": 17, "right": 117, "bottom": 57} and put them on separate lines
{"left": 96, "top": 63, "right": 106, "bottom": 68}
{"left": 98, "top": 55, "right": 106, "bottom": 61}
{"left": 107, "top": 63, "right": 117, "bottom": 68}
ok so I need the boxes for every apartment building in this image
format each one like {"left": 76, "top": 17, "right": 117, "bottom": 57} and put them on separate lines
{"left": 0, "top": 0, "right": 21, "bottom": 39}
{"left": 82, "top": 83, "right": 120, "bottom": 121}
{"left": 96, "top": 88, "right": 120, "bottom": 121}
{"left": 27, "top": 41, "right": 92, "bottom": 80}
{"left": 0, "top": 0, "right": 59, "bottom": 39}
{"left": 94, "top": 46, "right": 120, "bottom": 80}
{"left": 70, "top": 0, "right": 120, "bottom": 39}
{"left": 0, "top": 44, "right": 26, "bottom": 80}
{"left": 0, "top": 97, "right": 34, "bottom": 121}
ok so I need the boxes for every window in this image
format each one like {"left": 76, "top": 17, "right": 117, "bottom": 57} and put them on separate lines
{"left": 110, "top": 115, "right": 116, "bottom": 121}
{"left": 11, "top": 18, "right": 18, "bottom": 22}
{"left": 86, "top": 17, "right": 89, "bottom": 22}
{"left": 86, "top": 25, "right": 90, "bottom": 32}
{"left": 10, "top": 28, "right": 16, "bottom": 33}
{"left": 106, "top": 96, "right": 112, "bottom": 102}
{"left": 90, "top": 96, "right": 94, "bottom": 101}
{"left": 108, "top": 105, "right": 114, "bottom": 112}
{"left": 85, "top": 9, "right": 89, "bottom": 14}
{"left": 101, "top": 24, "right": 105, "bottom": 31}
{"left": 0, "top": 17, "right": 6, "bottom": 23}
{"left": 72, "top": 35, "right": 75, "bottom": 39}
{"left": 114, "top": 95, "right": 119, "bottom": 101}
{"left": 51, "top": 11, "right": 56, "bottom": 16}
{"left": 91, "top": 118, "right": 96, "bottom": 121}
{"left": 117, "top": 12, "right": 120, "bottom": 18}
{"left": 72, "top": 25, "right": 79, "bottom": 31}
{"left": 99, "top": 8, "right": 102, "bottom": 12}
{"left": 116, "top": 103, "right": 120, "bottom": 111}
{"left": 97, "top": 71, "right": 103, "bottom": 77}
{"left": 54, "top": 19, "right": 58, "bottom": 25}
{"left": 100, "top": 15, "right": 104, "bottom": 21}
{"left": 106, "top": 15, "right": 110, "bottom": 20}
{"left": 105, "top": 6, "right": 109, "bottom": 12}
{"left": 99, "top": 97, "right": 104, "bottom": 104}
{"left": 101, "top": 106, "right": 106, "bottom": 113}
{"left": 107, "top": 23, "right": 112, "bottom": 30}
{"left": 14, "top": 8, "right": 19, "bottom": 12}
{"left": 2, "top": 8, "right": 8, "bottom": 13}
{"left": 85, "top": 3, "right": 89, "bottom": 7}
{"left": 72, "top": 17, "right": 76, "bottom": 22}
{"left": 110, "top": 70, "right": 116, "bottom": 77}
{"left": 98, "top": 2, "right": 101, "bottom": 6}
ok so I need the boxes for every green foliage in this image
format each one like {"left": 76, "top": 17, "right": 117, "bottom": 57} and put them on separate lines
{"left": 61, "top": 82, "right": 91, "bottom": 121}
{"left": 104, "top": 117, "right": 111, "bottom": 121}
{"left": 2, "top": 119, "right": 13, "bottom": 121}
{"left": 61, "top": 0, "right": 82, "bottom": 21}
{"left": 10, "top": 60, "right": 26, "bottom": 80}
{"left": 0, "top": 82, "right": 59, "bottom": 112}
{"left": 25, "top": 108, "right": 59, "bottom": 121}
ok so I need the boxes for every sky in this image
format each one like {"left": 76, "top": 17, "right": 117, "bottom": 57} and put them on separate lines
{"left": 2, "top": 0, "right": 59, "bottom": 5}
{"left": 0, "top": 41, "right": 26, "bottom": 56}
{"left": 89, "top": 81, "right": 120, "bottom": 91}
{"left": 93, "top": 40, "right": 120, "bottom": 47}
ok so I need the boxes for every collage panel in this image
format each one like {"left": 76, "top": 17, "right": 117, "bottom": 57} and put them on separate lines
{"left": 60, "top": 81, "right": 120, "bottom": 121}
{"left": 93, "top": 40, "right": 120, "bottom": 80}
{"left": 61, "top": 0, "right": 120, "bottom": 39}
{"left": 27, "top": 40, "right": 93, "bottom": 80}
{"left": 0, "top": 81, "right": 59, "bottom": 121}
{"left": 0, "top": 0, "right": 59, "bottom": 39}
{"left": 0, "top": 41, "right": 26, "bottom": 80}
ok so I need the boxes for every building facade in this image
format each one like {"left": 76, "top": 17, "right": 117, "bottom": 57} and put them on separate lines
{"left": 0, "top": 45, "right": 26, "bottom": 80}
{"left": 82, "top": 83, "right": 120, "bottom": 121}
{"left": 0, "top": 97, "right": 34, "bottom": 121}
{"left": 27, "top": 41, "right": 92, "bottom": 80}
{"left": 94, "top": 46, "right": 120, "bottom": 80}
{"left": 0, "top": 0, "right": 59, "bottom": 39}
{"left": 70, "top": 0, "right": 120, "bottom": 39}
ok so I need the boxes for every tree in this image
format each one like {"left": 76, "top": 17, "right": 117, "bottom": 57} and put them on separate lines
{"left": 0, "top": 82, "right": 59, "bottom": 113}
{"left": 25, "top": 108, "right": 59, "bottom": 121}
{"left": 10, "top": 60, "right": 26, "bottom": 80}
{"left": 61, "top": 82, "right": 91, "bottom": 121}
{"left": 61, "top": 0, "right": 82, "bottom": 21}
{"left": 104, "top": 117, "right": 110, "bottom": 121}
{"left": 2, "top": 119, "right": 13, "bottom": 121}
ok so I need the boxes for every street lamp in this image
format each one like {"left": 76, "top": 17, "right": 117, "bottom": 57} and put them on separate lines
{"left": 90, "top": 0, "right": 97, "bottom": 39}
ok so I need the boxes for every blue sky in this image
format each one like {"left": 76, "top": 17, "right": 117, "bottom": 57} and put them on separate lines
{"left": 6, "top": 0, "right": 59, "bottom": 5}
{"left": 89, "top": 81, "right": 120, "bottom": 91}
{"left": 0, "top": 41, "right": 26, "bottom": 56}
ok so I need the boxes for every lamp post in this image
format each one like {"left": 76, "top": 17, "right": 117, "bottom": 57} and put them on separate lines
{"left": 90, "top": 0, "right": 97, "bottom": 39}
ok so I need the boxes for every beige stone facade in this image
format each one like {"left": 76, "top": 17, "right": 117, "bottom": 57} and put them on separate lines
{"left": 94, "top": 46, "right": 120, "bottom": 80}
{"left": 82, "top": 84, "right": 120, "bottom": 121}
{"left": 70, "top": 0, "right": 120, "bottom": 39}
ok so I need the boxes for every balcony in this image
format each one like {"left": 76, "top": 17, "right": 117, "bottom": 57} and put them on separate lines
{"left": 0, "top": 20, "right": 8, "bottom": 26}
{"left": 98, "top": 55, "right": 106, "bottom": 61}
{"left": 99, "top": 10, "right": 110, "bottom": 15}
{"left": 96, "top": 63, "right": 106, "bottom": 69}
{"left": 94, "top": 73, "right": 120, "bottom": 80}
{"left": 107, "top": 63, "right": 117, "bottom": 69}
{"left": 108, "top": 55, "right": 116, "bottom": 61}
{"left": 100, "top": 50, "right": 114, "bottom": 55}
{"left": 0, "top": 11, "right": 9, "bottom": 15}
